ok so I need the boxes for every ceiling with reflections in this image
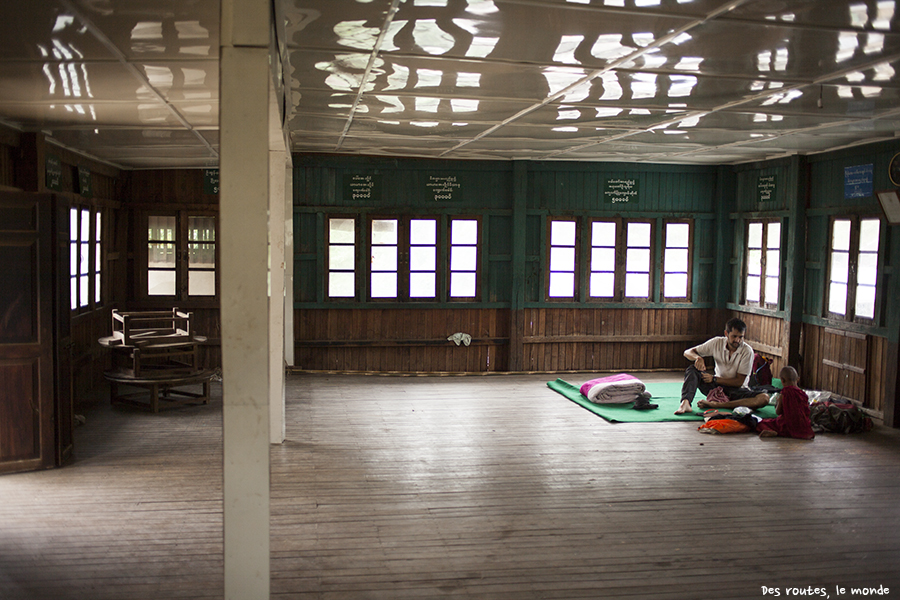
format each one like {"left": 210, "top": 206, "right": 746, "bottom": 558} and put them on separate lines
{"left": 2, "top": 0, "right": 900, "bottom": 169}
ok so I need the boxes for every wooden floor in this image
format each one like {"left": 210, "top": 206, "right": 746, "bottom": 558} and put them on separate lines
{"left": 2, "top": 373, "right": 900, "bottom": 599}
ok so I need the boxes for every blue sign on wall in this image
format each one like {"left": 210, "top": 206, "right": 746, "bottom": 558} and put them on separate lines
{"left": 844, "top": 164, "right": 873, "bottom": 199}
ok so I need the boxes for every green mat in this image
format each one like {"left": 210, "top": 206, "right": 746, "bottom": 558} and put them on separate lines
{"left": 547, "top": 379, "right": 779, "bottom": 423}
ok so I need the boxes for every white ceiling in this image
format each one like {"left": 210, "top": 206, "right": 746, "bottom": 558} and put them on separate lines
{"left": 2, "top": 0, "right": 900, "bottom": 169}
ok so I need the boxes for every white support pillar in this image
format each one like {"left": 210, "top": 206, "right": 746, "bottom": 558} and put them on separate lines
{"left": 269, "top": 137, "right": 287, "bottom": 444}
{"left": 284, "top": 159, "right": 294, "bottom": 367}
{"left": 220, "top": 0, "right": 271, "bottom": 598}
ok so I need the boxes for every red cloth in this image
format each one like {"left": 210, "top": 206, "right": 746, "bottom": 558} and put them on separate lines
{"left": 756, "top": 385, "right": 814, "bottom": 440}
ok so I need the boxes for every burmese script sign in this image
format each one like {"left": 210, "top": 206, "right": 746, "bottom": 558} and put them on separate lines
{"left": 757, "top": 174, "right": 776, "bottom": 202}
{"left": 203, "top": 169, "right": 219, "bottom": 195}
{"left": 344, "top": 174, "right": 381, "bottom": 203}
{"left": 605, "top": 177, "right": 639, "bottom": 204}
{"left": 844, "top": 164, "right": 873, "bottom": 199}
{"left": 427, "top": 175, "right": 461, "bottom": 202}
{"left": 45, "top": 154, "right": 62, "bottom": 191}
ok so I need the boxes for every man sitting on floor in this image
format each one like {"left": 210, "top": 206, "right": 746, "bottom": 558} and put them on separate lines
{"left": 675, "top": 317, "right": 769, "bottom": 415}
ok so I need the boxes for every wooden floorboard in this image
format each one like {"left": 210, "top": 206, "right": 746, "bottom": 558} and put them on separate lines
{"left": 2, "top": 373, "right": 900, "bottom": 599}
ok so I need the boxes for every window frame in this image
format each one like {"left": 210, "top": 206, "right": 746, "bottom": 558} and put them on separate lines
{"left": 140, "top": 209, "right": 219, "bottom": 304}
{"left": 661, "top": 219, "right": 693, "bottom": 302}
{"left": 69, "top": 202, "right": 104, "bottom": 314}
{"left": 447, "top": 216, "right": 481, "bottom": 302}
{"left": 742, "top": 218, "right": 782, "bottom": 310}
{"left": 825, "top": 215, "right": 882, "bottom": 324}
{"left": 545, "top": 217, "right": 579, "bottom": 301}
{"left": 326, "top": 215, "right": 358, "bottom": 301}
{"left": 363, "top": 215, "right": 443, "bottom": 303}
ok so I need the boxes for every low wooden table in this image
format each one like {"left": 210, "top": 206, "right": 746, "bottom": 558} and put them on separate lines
{"left": 104, "top": 369, "right": 216, "bottom": 412}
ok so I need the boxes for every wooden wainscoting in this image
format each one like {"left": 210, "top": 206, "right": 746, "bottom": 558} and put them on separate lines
{"left": 734, "top": 311, "right": 786, "bottom": 374}
{"left": 294, "top": 308, "right": 509, "bottom": 373}
{"left": 520, "top": 307, "right": 713, "bottom": 373}
{"left": 802, "top": 323, "right": 888, "bottom": 415}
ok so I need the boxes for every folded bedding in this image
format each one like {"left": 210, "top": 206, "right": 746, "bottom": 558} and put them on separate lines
{"left": 580, "top": 373, "right": 648, "bottom": 404}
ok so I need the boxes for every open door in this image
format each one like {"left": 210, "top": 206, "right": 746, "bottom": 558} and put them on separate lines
{"left": 0, "top": 191, "right": 56, "bottom": 474}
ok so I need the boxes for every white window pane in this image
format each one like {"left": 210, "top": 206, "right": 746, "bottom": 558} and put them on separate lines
{"left": 371, "top": 272, "right": 397, "bottom": 298}
{"left": 747, "top": 249, "right": 762, "bottom": 275}
{"left": 95, "top": 212, "right": 102, "bottom": 239}
{"left": 410, "top": 272, "right": 436, "bottom": 298}
{"left": 766, "top": 249, "right": 780, "bottom": 277}
{"left": 95, "top": 273, "right": 101, "bottom": 303}
{"left": 329, "top": 272, "right": 355, "bottom": 297}
{"left": 410, "top": 219, "right": 436, "bottom": 245}
{"left": 410, "top": 246, "right": 436, "bottom": 271}
{"left": 766, "top": 222, "right": 781, "bottom": 248}
{"left": 70, "top": 279, "right": 77, "bottom": 310}
{"left": 371, "top": 246, "right": 397, "bottom": 271}
{"left": 550, "top": 247, "right": 575, "bottom": 272}
{"left": 625, "top": 273, "right": 649, "bottom": 297}
{"left": 626, "top": 248, "right": 650, "bottom": 272}
{"left": 664, "top": 273, "right": 688, "bottom": 298}
{"left": 591, "top": 247, "right": 615, "bottom": 272}
{"left": 149, "top": 243, "right": 176, "bottom": 268}
{"left": 829, "top": 282, "right": 847, "bottom": 314}
{"left": 830, "top": 252, "right": 849, "bottom": 284}
{"left": 329, "top": 218, "right": 355, "bottom": 243}
{"left": 149, "top": 216, "right": 175, "bottom": 241}
{"left": 450, "top": 272, "right": 476, "bottom": 297}
{"left": 627, "top": 222, "right": 651, "bottom": 246}
{"left": 548, "top": 272, "right": 575, "bottom": 297}
{"left": 79, "top": 242, "right": 89, "bottom": 275}
{"left": 451, "top": 246, "right": 478, "bottom": 271}
{"left": 371, "top": 219, "right": 398, "bottom": 244}
{"left": 550, "top": 220, "right": 576, "bottom": 246}
{"left": 79, "top": 275, "right": 88, "bottom": 307}
{"left": 80, "top": 209, "right": 90, "bottom": 240}
{"left": 590, "top": 272, "right": 615, "bottom": 297}
{"left": 855, "top": 285, "right": 876, "bottom": 319}
{"left": 95, "top": 242, "right": 101, "bottom": 271}
{"left": 451, "top": 220, "right": 478, "bottom": 244}
{"left": 666, "top": 223, "right": 689, "bottom": 247}
{"left": 857, "top": 253, "right": 878, "bottom": 285}
{"left": 765, "top": 276, "right": 779, "bottom": 303}
{"left": 188, "top": 216, "right": 216, "bottom": 242}
{"left": 148, "top": 270, "right": 176, "bottom": 296}
{"left": 746, "top": 275, "right": 761, "bottom": 302}
{"left": 665, "top": 248, "right": 688, "bottom": 273}
{"left": 832, "top": 220, "right": 851, "bottom": 251}
{"left": 70, "top": 242, "right": 78, "bottom": 274}
{"left": 592, "top": 221, "right": 616, "bottom": 245}
{"left": 329, "top": 246, "right": 355, "bottom": 270}
{"left": 189, "top": 270, "right": 216, "bottom": 296}
{"left": 189, "top": 243, "right": 216, "bottom": 268}
{"left": 859, "top": 219, "right": 880, "bottom": 252}
{"left": 748, "top": 222, "right": 763, "bottom": 248}
{"left": 70, "top": 208, "right": 78, "bottom": 240}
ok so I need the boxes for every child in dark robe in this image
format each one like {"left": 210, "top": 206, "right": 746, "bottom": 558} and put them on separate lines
{"left": 757, "top": 366, "right": 814, "bottom": 440}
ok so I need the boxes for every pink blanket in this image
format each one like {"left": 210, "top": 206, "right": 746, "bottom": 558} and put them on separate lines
{"left": 580, "top": 373, "right": 646, "bottom": 404}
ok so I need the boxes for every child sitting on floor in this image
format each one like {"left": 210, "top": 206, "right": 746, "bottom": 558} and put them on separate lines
{"left": 756, "top": 366, "right": 814, "bottom": 440}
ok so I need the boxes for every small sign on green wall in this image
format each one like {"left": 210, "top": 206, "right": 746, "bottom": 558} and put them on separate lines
{"left": 604, "top": 177, "right": 639, "bottom": 204}
{"left": 203, "top": 169, "right": 219, "bottom": 195}
{"left": 344, "top": 174, "right": 381, "bottom": 203}
{"left": 77, "top": 166, "right": 92, "bottom": 198}
{"left": 757, "top": 174, "right": 776, "bottom": 202}
{"left": 45, "top": 154, "right": 62, "bottom": 191}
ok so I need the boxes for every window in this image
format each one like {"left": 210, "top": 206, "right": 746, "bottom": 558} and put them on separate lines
{"left": 663, "top": 221, "right": 691, "bottom": 300}
{"left": 744, "top": 220, "right": 781, "bottom": 308}
{"left": 827, "top": 217, "right": 881, "bottom": 322}
{"left": 625, "top": 221, "right": 652, "bottom": 299}
{"left": 409, "top": 218, "right": 437, "bottom": 299}
{"left": 70, "top": 206, "right": 101, "bottom": 310}
{"left": 370, "top": 218, "right": 398, "bottom": 299}
{"left": 548, "top": 219, "right": 577, "bottom": 298}
{"left": 146, "top": 212, "right": 217, "bottom": 299}
{"left": 328, "top": 217, "right": 356, "bottom": 298}
{"left": 449, "top": 218, "right": 478, "bottom": 299}
{"left": 589, "top": 221, "right": 616, "bottom": 298}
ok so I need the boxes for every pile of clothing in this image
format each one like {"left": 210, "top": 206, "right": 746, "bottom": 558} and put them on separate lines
{"left": 580, "top": 373, "right": 656, "bottom": 410}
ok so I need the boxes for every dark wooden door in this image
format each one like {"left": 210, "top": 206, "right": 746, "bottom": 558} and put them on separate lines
{"left": 53, "top": 196, "right": 74, "bottom": 465}
{"left": 0, "top": 192, "right": 56, "bottom": 474}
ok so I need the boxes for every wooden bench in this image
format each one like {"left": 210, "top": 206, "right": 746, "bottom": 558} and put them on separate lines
{"left": 104, "top": 369, "right": 216, "bottom": 413}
